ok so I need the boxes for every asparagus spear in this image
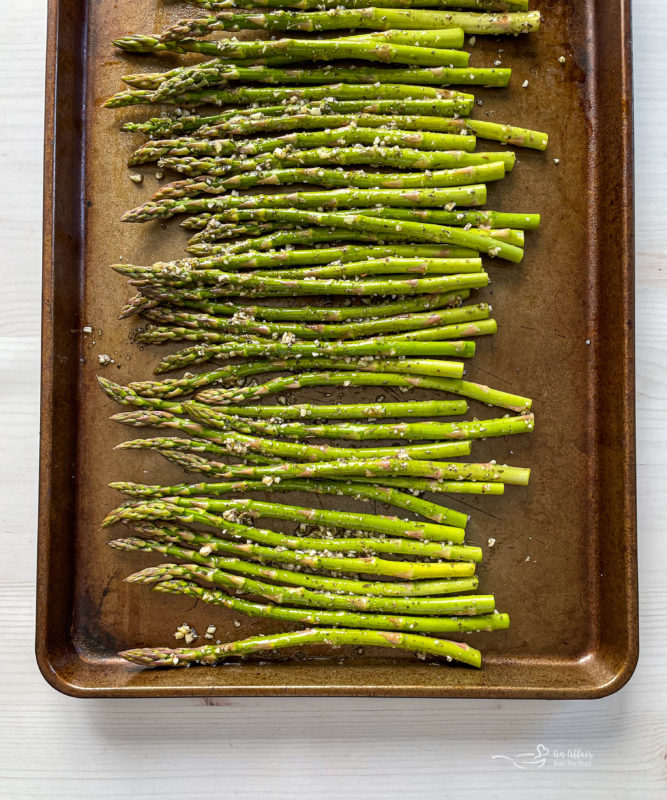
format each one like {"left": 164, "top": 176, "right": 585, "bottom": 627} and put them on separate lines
{"left": 185, "top": 241, "right": 477, "bottom": 258}
{"left": 119, "top": 440, "right": 531, "bottom": 482}
{"left": 128, "top": 129, "right": 478, "bottom": 167}
{"left": 162, "top": 145, "right": 516, "bottom": 179}
{"left": 136, "top": 207, "right": 527, "bottom": 261}
{"left": 157, "top": 8, "right": 539, "bottom": 38}
{"left": 119, "top": 627, "right": 483, "bottom": 669}
{"left": 155, "top": 449, "right": 507, "bottom": 495}
{"left": 196, "top": 370, "right": 532, "bottom": 413}
{"left": 110, "top": 536, "right": 479, "bottom": 595}
{"left": 128, "top": 562, "right": 492, "bottom": 615}
{"left": 137, "top": 318, "right": 496, "bottom": 345}
{"left": 104, "top": 500, "right": 481, "bottom": 560}
{"left": 166, "top": 148, "right": 502, "bottom": 179}
{"left": 192, "top": 0, "right": 529, "bottom": 11}
{"left": 133, "top": 291, "right": 466, "bottom": 328}
{"left": 124, "top": 353, "right": 470, "bottom": 395}
{"left": 108, "top": 85, "right": 473, "bottom": 109}
{"left": 124, "top": 106, "right": 547, "bottom": 150}
{"left": 111, "top": 477, "right": 469, "bottom": 527}
{"left": 185, "top": 229, "right": 479, "bottom": 256}
{"left": 196, "top": 112, "right": 546, "bottom": 150}
{"left": 154, "top": 163, "right": 514, "bottom": 202}
{"left": 122, "top": 52, "right": 477, "bottom": 91}
{"left": 113, "top": 34, "right": 477, "bottom": 69}
{"left": 187, "top": 402, "right": 535, "bottom": 442}
{"left": 189, "top": 210, "right": 535, "bottom": 247}
{"left": 142, "top": 312, "right": 490, "bottom": 344}
{"left": 153, "top": 339, "right": 478, "bottom": 374}
{"left": 154, "top": 62, "right": 506, "bottom": 101}
{"left": 110, "top": 403, "right": 478, "bottom": 463}
{"left": 135, "top": 495, "right": 466, "bottom": 543}
{"left": 133, "top": 260, "right": 485, "bottom": 290}
{"left": 180, "top": 220, "right": 280, "bottom": 236}
{"left": 123, "top": 520, "right": 479, "bottom": 579}
{"left": 131, "top": 63, "right": 509, "bottom": 95}
{"left": 140, "top": 301, "right": 491, "bottom": 340}
{"left": 121, "top": 99, "right": 478, "bottom": 137}
{"left": 137, "top": 578, "right": 510, "bottom": 634}
{"left": 126, "top": 243, "right": 484, "bottom": 272}
{"left": 124, "top": 187, "right": 489, "bottom": 225}
{"left": 156, "top": 11, "right": 469, "bottom": 40}
{"left": 125, "top": 358, "right": 531, "bottom": 412}
{"left": 111, "top": 409, "right": 479, "bottom": 465}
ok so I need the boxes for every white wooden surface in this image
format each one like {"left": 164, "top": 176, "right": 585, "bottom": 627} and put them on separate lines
{"left": 1, "top": 2, "right": 665, "bottom": 796}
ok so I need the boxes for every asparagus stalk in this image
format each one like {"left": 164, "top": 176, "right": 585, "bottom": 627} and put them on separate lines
{"left": 113, "top": 34, "right": 478, "bottom": 69}
{"left": 189, "top": 210, "right": 535, "bottom": 247}
{"left": 103, "top": 500, "right": 481, "bottom": 560}
{"left": 108, "top": 85, "right": 473, "bottom": 109}
{"left": 181, "top": 218, "right": 276, "bottom": 234}
{"left": 152, "top": 339, "right": 478, "bottom": 374}
{"left": 133, "top": 261, "right": 484, "bottom": 293}
{"left": 154, "top": 63, "right": 506, "bottom": 101}
{"left": 141, "top": 312, "right": 497, "bottom": 344}
{"left": 128, "top": 129, "right": 478, "bottom": 167}
{"left": 149, "top": 41, "right": 474, "bottom": 98}
{"left": 156, "top": 11, "right": 469, "bottom": 39}
{"left": 111, "top": 409, "right": 479, "bottom": 464}
{"left": 118, "top": 438, "right": 531, "bottom": 482}
{"left": 128, "top": 562, "right": 492, "bottom": 615}
{"left": 187, "top": 402, "right": 535, "bottom": 442}
{"left": 157, "top": 8, "right": 539, "bottom": 38}
{"left": 121, "top": 99, "right": 479, "bottom": 137}
{"left": 192, "top": 0, "right": 529, "bottom": 11}
{"left": 110, "top": 403, "right": 478, "bottom": 462}
{"left": 111, "top": 537, "right": 479, "bottom": 595}
{"left": 120, "top": 626, "right": 483, "bottom": 669}
{"left": 123, "top": 519, "right": 479, "bottom": 578}
{"left": 154, "top": 163, "right": 514, "bottom": 202}
{"left": 126, "top": 358, "right": 531, "bottom": 412}
{"left": 136, "top": 317, "right": 495, "bottom": 345}
{"left": 124, "top": 107, "right": 547, "bottom": 150}
{"left": 131, "top": 275, "right": 490, "bottom": 308}
{"left": 197, "top": 112, "right": 546, "bottom": 150}
{"left": 123, "top": 58, "right": 478, "bottom": 91}
{"left": 155, "top": 449, "right": 507, "bottom": 495}
{"left": 133, "top": 291, "right": 466, "bottom": 328}
{"left": 162, "top": 145, "right": 514, "bottom": 179}
{"left": 111, "top": 477, "right": 469, "bottom": 527}
{"left": 140, "top": 301, "right": 490, "bottom": 340}
{"left": 186, "top": 229, "right": 479, "bottom": 257}
{"left": 137, "top": 263, "right": 485, "bottom": 289}
{"left": 124, "top": 186, "right": 489, "bottom": 225}
{"left": 137, "top": 578, "right": 510, "bottom": 635}
{"left": 124, "top": 353, "right": 469, "bottom": 396}
{"left": 140, "top": 208, "right": 527, "bottom": 261}
{"left": 138, "top": 495, "right": 466, "bottom": 543}
{"left": 197, "top": 370, "right": 531, "bottom": 413}
{"left": 127, "top": 243, "right": 483, "bottom": 272}
{"left": 120, "top": 626, "right": 483, "bottom": 668}
{"left": 134, "top": 64, "right": 509, "bottom": 96}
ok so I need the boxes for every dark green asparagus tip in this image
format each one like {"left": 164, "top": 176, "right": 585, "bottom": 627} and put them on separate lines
{"left": 113, "top": 35, "right": 160, "bottom": 53}
{"left": 119, "top": 647, "right": 177, "bottom": 667}
{"left": 126, "top": 565, "right": 176, "bottom": 584}
{"left": 97, "top": 375, "right": 123, "bottom": 400}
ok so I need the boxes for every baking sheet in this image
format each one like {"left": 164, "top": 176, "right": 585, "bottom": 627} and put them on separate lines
{"left": 37, "top": 0, "right": 637, "bottom": 697}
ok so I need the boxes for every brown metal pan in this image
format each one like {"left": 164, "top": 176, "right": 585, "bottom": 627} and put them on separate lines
{"left": 37, "top": 0, "right": 637, "bottom": 697}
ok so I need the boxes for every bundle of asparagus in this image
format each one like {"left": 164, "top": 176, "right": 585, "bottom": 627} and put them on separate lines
{"left": 99, "top": 0, "right": 546, "bottom": 670}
